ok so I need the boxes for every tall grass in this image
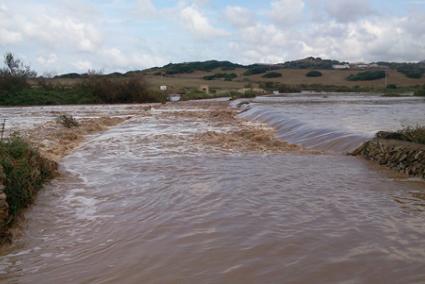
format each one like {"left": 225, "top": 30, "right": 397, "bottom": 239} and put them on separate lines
{"left": 397, "top": 125, "right": 425, "bottom": 145}
{"left": 0, "top": 135, "right": 57, "bottom": 218}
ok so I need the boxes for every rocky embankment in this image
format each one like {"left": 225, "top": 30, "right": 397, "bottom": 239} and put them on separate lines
{"left": 353, "top": 132, "right": 425, "bottom": 179}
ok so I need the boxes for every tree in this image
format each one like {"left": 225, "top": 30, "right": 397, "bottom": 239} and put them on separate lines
{"left": 0, "top": 52, "right": 37, "bottom": 91}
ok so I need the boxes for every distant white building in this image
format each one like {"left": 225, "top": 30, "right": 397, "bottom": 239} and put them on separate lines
{"left": 160, "top": 85, "right": 167, "bottom": 91}
{"left": 332, "top": 64, "right": 350, "bottom": 70}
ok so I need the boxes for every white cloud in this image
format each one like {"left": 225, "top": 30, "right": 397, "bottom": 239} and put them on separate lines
{"left": 73, "top": 60, "right": 93, "bottom": 71}
{"left": 100, "top": 48, "right": 166, "bottom": 70}
{"left": 0, "top": 28, "right": 22, "bottom": 44}
{"left": 180, "top": 6, "right": 229, "bottom": 38}
{"left": 19, "top": 15, "right": 102, "bottom": 52}
{"left": 225, "top": 6, "right": 254, "bottom": 28}
{"left": 136, "top": 0, "right": 157, "bottom": 18}
{"left": 270, "top": 0, "right": 305, "bottom": 24}
{"left": 37, "top": 53, "right": 57, "bottom": 66}
{"left": 324, "top": 0, "right": 374, "bottom": 22}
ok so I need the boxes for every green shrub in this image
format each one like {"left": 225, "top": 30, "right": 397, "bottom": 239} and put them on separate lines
{"left": 181, "top": 90, "right": 221, "bottom": 101}
{"left": 203, "top": 73, "right": 237, "bottom": 81}
{"left": 0, "top": 53, "right": 37, "bottom": 92}
{"left": 397, "top": 125, "right": 425, "bottom": 144}
{"left": 306, "top": 70, "right": 322, "bottom": 77}
{"left": 397, "top": 64, "right": 425, "bottom": 79}
{"left": 347, "top": 71, "right": 386, "bottom": 81}
{"left": 0, "top": 135, "right": 57, "bottom": 218}
{"left": 278, "top": 84, "right": 302, "bottom": 93}
{"left": 163, "top": 61, "right": 242, "bottom": 75}
{"left": 228, "top": 91, "right": 257, "bottom": 100}
{"left": 414, "top": 85, "right": 425, "bottom": 97}
{"left": 83, "top": 77, "right": 167, "bottom": 104}
{"left": 262, "top": 72, "right": 282, "bottom": 78}
{"left": 386, "top": 84, "right": 397, "bottom": 89}
{"left": 243, "top": 65, "right": 275, "bottom": 76}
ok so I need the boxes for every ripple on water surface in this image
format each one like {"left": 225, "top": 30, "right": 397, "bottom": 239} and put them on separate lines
{"left": 1, "top": 104, "right": 425, "bottom": 284}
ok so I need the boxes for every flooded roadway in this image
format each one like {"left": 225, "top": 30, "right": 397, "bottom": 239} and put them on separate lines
{"left": 1, "top": 96, "right": 425, "bottom": 283}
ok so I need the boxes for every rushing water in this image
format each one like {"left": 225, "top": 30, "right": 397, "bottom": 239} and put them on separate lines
{"left": 238, "top": 94, "right": 425, "bottom": 153}
{"left": 1, "top": 96, "right": 425, "bottom": 284}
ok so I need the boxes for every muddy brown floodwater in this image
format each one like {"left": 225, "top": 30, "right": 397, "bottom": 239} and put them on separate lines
{"left": 0, "top": 99, "right": 425, "bottom": 284}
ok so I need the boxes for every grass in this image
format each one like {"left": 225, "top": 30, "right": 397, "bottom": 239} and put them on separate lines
{"left": 0, "top": 88, "right": 98, "bottom": 106}
{"left": 181, "top": 90, "right": 225, "bottom": 101}
{"left": 0, "top": 135, "right": 57, "bottom": 220}
{"left": 397, "top": 125, "right": 425, "bottom": 144}
{"left": 0, "top": 78, "right": 168, "bottom": 106}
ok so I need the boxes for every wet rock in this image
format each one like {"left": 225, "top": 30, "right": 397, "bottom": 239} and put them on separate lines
{"left": 352, "top": 138, "right": 425, "bottom": 179}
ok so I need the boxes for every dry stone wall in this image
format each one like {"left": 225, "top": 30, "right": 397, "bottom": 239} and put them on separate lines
{"left": 353, "top": 138, "right": 425, "bottom": 179}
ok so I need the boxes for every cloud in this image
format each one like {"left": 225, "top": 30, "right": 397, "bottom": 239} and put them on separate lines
{"left": 225, "top": 6, "right": 254, "bottom": 28}
{"left": 136, "top": 0, "right": 157, "bottom": 18}
{"left": 180, "top": 6, "right": 229, "bottom": 38}
{"left": 1, "top": 0, "right": 425, "bottom": 73}
{"left": 270, "top": 0, "right": 305, "bottom": 24}
{"left": 324, "top": 0, "right": 374, "bottom": 22}
{"left": 21, "top": 15, "right": 102, "bottom": 52}
{"left": 37, "top": 54, "right": 58, "bottom": 66}
{"left": 73, "top": 60, "right": 93, "bottom": 71}
{"left": 100, "top": 47, "right": 166, "bottom": 70}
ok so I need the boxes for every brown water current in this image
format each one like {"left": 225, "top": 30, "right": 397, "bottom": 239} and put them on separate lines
{"left": 1, "top": 100, "right": 425, "bottom": 283}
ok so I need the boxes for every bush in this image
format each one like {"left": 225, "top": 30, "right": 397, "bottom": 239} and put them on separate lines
{"left": 0, "top": 135, "right": 57, "bottom": 218}
{"left": 56, "top": 115, "right": 79, "bottom": 128}
{"left": 243, "top": 65, "right": 274, "bottom": 76}
{"left": 0, "top": 53, "right": 37, "bottom": 92}
{"left": 386, "top": 84, "right": 397, "bottom": 89}
{"left": 181, "top": 89, "right": 223, "bottom": 101}
{"left": 414, "top": 85, "right": 425, "bottom": 97}
{"left": 163, "top": 61, "right": 242, "bottom": 75}
{"left": 397, "top": 64, "right": 425, "bottom": 79}
{"left": 203, "top": 73, "right": 237, "bottom": 81}
{"left": 262, "top": 72, "right": 282, "bottom": 78}
{"left": 306, "top": 70, "right": 322, "bottom": 77}
{"left": 83, "top": 77, "right": 167, "bottom": 104}
{"left": 347, "top": 71, "right": 386, "bottom": 81}
{"left": 396, "top": 125, "right": 425, "bottom": 144}
{"left": 278, "top": 84, "right": 302, "bottom": 93}
{"left": 228, "top": 91, "right": 257, "bottom": 100}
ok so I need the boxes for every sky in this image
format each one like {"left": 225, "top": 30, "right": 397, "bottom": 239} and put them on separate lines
{"left": 1, "top": 0, "right": 425, "bottom": 74}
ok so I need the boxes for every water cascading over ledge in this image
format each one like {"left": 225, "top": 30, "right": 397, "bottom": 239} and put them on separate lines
{"left": 238, "top": 105, "right": 371, "bottom": 153}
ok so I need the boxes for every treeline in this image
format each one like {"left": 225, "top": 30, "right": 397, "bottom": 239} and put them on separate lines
{"left": 376, "top": 62, "right": 425, "bottom": 79}
{"left": 279, "top": 57, "right": 345, "bottom": 70}
{"left": 0, "top": 53, "right": 166, "bottom": 106}
{"left": 159, "top": 60, "right": 243, "bottom": 75}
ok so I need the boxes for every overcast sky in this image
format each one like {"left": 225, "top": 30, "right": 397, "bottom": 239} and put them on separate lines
{"left": 1, "top": 0, "right": 425, "bottom": 74}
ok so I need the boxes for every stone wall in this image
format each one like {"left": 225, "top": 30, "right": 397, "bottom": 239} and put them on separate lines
{"left": 352, "top": 138, "right": 425, "bottom": 179}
